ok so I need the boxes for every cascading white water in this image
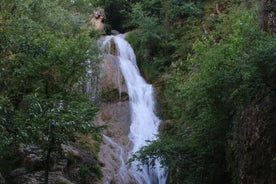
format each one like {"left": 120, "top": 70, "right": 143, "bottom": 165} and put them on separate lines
{"left": 102, "top": 34, "right": 167, "bottom": 184}
{"left": 102, "top": 135, "right": 129, "bottom": 180}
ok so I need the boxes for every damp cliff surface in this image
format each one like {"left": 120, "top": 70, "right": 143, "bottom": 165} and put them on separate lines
{"left": 95, "top": 47, "right": 132, "bottom": 183}
{"left": 232, "top": 2, "right": 276, "bottom": 180}
{"left": 95, "top": 35, "right": 167, "bottom": 184}
{"left": 262, "top": 0, "right": 276, "bottom": 34}
{"left": 233, "top": 94, "right": 276, "bottom": 184}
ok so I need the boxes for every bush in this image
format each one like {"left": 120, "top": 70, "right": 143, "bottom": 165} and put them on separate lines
{"left": 131, "top": 3, "right": 276, "bottom": 184}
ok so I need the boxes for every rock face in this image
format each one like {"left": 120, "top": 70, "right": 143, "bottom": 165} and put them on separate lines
{"left": 95, "top": 63, "right": 134, "bottom": 183}
{"left": 8, "top": 144, "right": 100, "bottom": 184}
{"left": 234, "top": 94, "right": 276, "bottom": 184}
{"left": 100, "top": 54, "right": 127, "bottom": 94}
{"left": 96, "top": 101, "right": 135, "bottom": 184}
{"left": 4, "top": 31, "right": 131, "bottom": 184}
{"left": 262, "top": 0, "right": 276, "bottom": 34}
{"left": 88, "top": 7, "right": 106, "bottom": 33}
{"left": 94, "top": 37, "right": 138, "bottom": 183}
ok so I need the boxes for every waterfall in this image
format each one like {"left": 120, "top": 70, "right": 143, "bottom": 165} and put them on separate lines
{"left": 102, "top": 34, "right": 167, "bottom": 184}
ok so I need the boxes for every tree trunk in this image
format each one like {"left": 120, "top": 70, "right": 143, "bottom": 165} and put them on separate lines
{"left": 44, "top": 146, "right": 52, "bottom": 184}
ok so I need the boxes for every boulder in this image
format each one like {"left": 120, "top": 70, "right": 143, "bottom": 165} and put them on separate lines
{"left": 111, "top": 30, "right": 120, "bottom": 35}
{"left": 100, "top": 54, "right": 128, "bottom": 95}
{"left": 61, "top": 144, "right": 97, "bottom": 165}
{"left": 54, "top": 177, "right": 74, "bottom": 184}
{"left": 88, "top": 7, "right": 106, "bottom": 33}
{"left": 18, "top": 144, "right": 44, "bottom": 171}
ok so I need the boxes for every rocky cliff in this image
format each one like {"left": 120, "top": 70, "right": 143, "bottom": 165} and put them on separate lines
{"left": 95, "top": 47, "right": 137, "bottom": 184}
{"left": 233, "top": 1, "right": 276, "bottom": 183}
{"left": 262, "top": 0, "right": 276, "bottom": 34}
{"left": 233, "top": 94, "right": 276, "bottom": 184}
{"left": 0, "top": 43, "right": 132, "bottom": 184}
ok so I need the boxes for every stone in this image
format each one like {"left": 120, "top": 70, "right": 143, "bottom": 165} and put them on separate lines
{"left": 95, "top": 101, "right": 134, "bottom": 184}
{"left": 100, "top": 54, "right": 128, "bottom": 94}
{"left": 111, "top": 30, "right": 120, "bottom": 35}
{"left": 10, "top": 168, "right": 28, "bottom": 178}
{"left": 61, "top": 144, "right": 97, "bottom": 165}
{"left": 10, "top": 142, "right": 99, "bottom": 184}
{"left": 234, "top": 95, "right": 276, "bottom": 184}
{"left": 11, "top": 173, "right": 39, "bottom": 184}
{"left": 18, "top": 144, "right": 44, "bottom": 170}
{"left": 54, "top": 176, "right": 74, "bottom": 184}
{"left": 88, "top": 7, "right": 106, "bottom": 33}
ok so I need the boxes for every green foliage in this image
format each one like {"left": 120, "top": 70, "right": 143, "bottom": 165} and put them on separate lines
{"left": 79, "top": 164, "right": 103, "bottom": 184}
{"left": 101, "top": 89, "right": 121, "bottom": 102}
{"left": 126, "top": 3, "right": 161, "bottom": 62}
{"left": 55, "top": 180, "right": 70, "bottom": 184}
{"left": 56, "top": 0, "right": 95, "bottom": 14}
{"left": 75, "top": 132, "right": 104, "bottom": 157}
{"left": 15, "top": 93, "right": 97, "bottom": 148}
{"left": 0, "top": 96, "right": 15, "bottom": 152}
{"left": 124, "top": 0, "right": 205, "bottom": 83}
{"left": 91, "top": 0, "right": 139, "bottom": 32}
{"left": 131, "top": 3, "right": 276, "bottom": 184}
{"left": 0, "top": 0, "right": 102, "bottom": 182}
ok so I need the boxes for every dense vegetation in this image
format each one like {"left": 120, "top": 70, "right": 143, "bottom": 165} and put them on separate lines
{"left": 96, "top": 0, "right": 275, "bottom": 183}
{"left": 0, "top": 0, "right": 102, "bottom": 183}
{"left": 1, "top": 0, "right": 275, "bottom": 183}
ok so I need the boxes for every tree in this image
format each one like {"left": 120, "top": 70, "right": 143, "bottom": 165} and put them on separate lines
{"left": 0, "top": 0, "right": 102, "bottom": 183}
{"left": 131, "top": 3, "right": 276, "bottom": 184}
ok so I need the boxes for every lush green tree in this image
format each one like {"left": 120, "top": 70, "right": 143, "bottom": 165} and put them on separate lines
{"left": 131, "top": 3, "right": 276, "bottom": 184}
{"left": 123, "top": 0, "right": 204, "bottom": 82}
{"left": 0, "top": 0, "right": 102, "bottom": 183}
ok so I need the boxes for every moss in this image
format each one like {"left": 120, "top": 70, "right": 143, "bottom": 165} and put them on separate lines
{"left": 66, "top": 152, "right": 76, "bottom": 165}
{"left": 75, "top": 133, "right": 102, "bottom": 158}
{"left": 79, "top": 164, "right": 103, "bottom": 184}
{"left": 101, "top": 89, "right": 128, "bottom": 102}
{"left": 125, "top": 30, "right": 140, "bottom": 47}
{"left": 101, "top": 89, "right": 119, "bottom": 102}
{"left": 109, "top": 38, "right": 116, "bottom": 55}
{"left": 55, "top": 179, "right": 71, "bottom": 184}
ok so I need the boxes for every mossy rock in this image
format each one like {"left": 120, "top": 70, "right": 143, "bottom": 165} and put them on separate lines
{"left": 79, "top": 164, "right": 103, "bottom": 184}
{"left": 101, "top": 89, "right": 128, "bottom": 102}
{"left": 54, "top": 177, "right": 74, "bottom": 184}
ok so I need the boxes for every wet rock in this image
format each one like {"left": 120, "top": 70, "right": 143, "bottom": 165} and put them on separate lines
{"left": 111, "top": 30, "right": 120, "bottom": 35}
{"left": 87, "top": 7, "right": 105, "bottom": 33}
{"left": 9, "top": 142, "right": 100, "bottom": 184}
{"left": 100, "top": 55, "right": 128, "bottom": 94}
{"left": 61, "top": 144, "right": 97, "bottom": 166}
{"left": 234, "top": 95, "right": 276, "bottom": 184}
{"left": 98, "top": 101, "right": 131, "bottom": 145}
{"left": 96, "top": 101, "right": 133, "bottom": 184}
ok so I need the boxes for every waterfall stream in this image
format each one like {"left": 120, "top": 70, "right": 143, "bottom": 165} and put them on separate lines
{"left": 102, "top": 34, "right": 167, "bottom": 184}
